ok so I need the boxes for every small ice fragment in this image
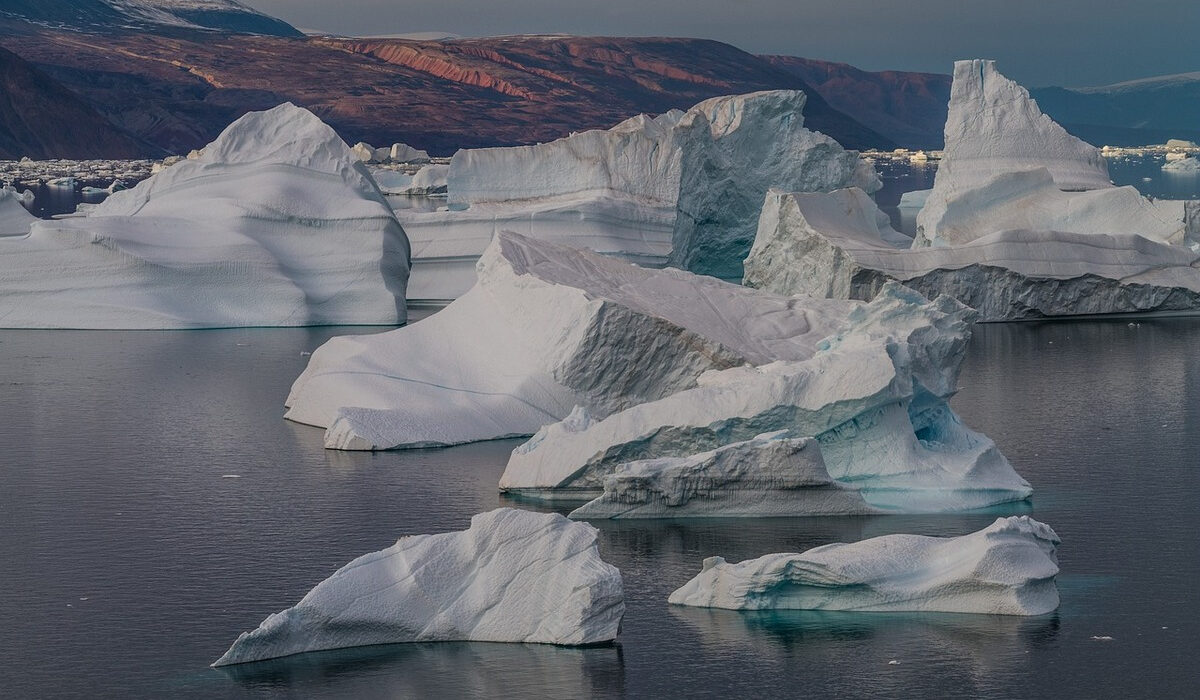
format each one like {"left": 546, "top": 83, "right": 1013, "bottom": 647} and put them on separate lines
{"left": 221, "top": 474, "right": 242, "bottom": 479}
{"left": 888, "top": 660, "right": 901, "bottom": 665}
{"left": 1091, "top": 635, "right": 1114, "bottom": 641}
{"left": 300, "top": 351, "right": 312, "bottom": 356}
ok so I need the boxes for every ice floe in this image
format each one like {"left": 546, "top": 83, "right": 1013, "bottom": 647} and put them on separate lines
{"left": 213, "top": 508, "right": 624, "bottom": 666}
{"left": 668, "top": 516, "right": 1060, "bottom": 615}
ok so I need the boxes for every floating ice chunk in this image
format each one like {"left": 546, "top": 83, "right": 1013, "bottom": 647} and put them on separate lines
{"left": 407, "top": 163, "right": 449, "bottom": 194}
{"left": 502, "top": 282, "right": 1032, "bottom": 511}
{"left": 350, "top": 141, "right": 376, "bottom": 162}
{"left": 668, "top": 516, "right": 1060, "bottom": 615}
{"left": 670, "top": 90, "right": 880, "bottom": 280}
{"left": 287, "top": 230, "right": 860, "bottom": 449}
{"left": 212, "top": 509, "right": 624, "bottom": 666}
{"left": 1163, "top": 156, "right": 1200, "bottom": 172}
{"left": 567, "top": 432, "right": 877, "bottom": 519}
{"left": 744, "top": 187, "right": 1200, "bottom": 321}
{"left": 371, "top": 169, "right": 414, "bottom": 194}
{"left": 0, "top": 186, "right": 35, "bottom": 237}
{"left": 916, "top": 59, "right": 1115, "bottom": 247}
{"left": 0, "top": 103, "right": 410, "bottom": 328}
{"left": 389, "top": 142, "right": 431, "bottom": 163}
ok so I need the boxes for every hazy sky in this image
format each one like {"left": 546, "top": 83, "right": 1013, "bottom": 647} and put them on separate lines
{"left": 243, "top": 0, "right": 1198, "bottom": 87}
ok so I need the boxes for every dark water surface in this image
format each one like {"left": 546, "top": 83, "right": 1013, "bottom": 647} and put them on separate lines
{"left": 1, "top": 320, "right": 1197, "bottom": 698}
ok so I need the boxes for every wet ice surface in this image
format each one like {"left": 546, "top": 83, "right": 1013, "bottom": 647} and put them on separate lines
{"left": 0, "top": 318, "right": 1197, "bottom": 698}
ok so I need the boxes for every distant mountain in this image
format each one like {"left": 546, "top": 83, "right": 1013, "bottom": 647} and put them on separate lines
{"left": 1030, "top": 73, "right": 1200, "bottom": 146}
{"left": 0, "top": 0, "right": 302, "bottom": 37}
{"left": 762, "top": 56, "right": 951, "bottom": 149}
{"left": 0, "top": 45, "right": 149, "bottom": 159}
{"left": 0, "top": 31, "right": 893, "bottom": 157}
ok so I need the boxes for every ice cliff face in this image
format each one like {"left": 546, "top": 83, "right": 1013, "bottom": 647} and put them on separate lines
{"left": 668, "top": 516, "right": 1061, "bottom": 615}
{"left": 213, "top": 509, "right": 624, "bottom": 666}
{"left": 286, "top": 230, "right": 861, "bottom": 450}
{"left": 669, "top": 90, "right": 880, "bottom": 280}
{"left": 745, "top": 188, "right": 1200, "bottom": 321}
{"left": 501, "top": 282, "right": 1031, "bottom": 513}
{"left": 0, "top": 103, "right": 411, "bottom": 329}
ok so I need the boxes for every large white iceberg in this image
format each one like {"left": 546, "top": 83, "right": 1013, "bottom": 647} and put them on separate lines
{"left": 912, "top": 60, "right": 1195, "bottom": 248}
{"left": 668, "top": 516, "right": 1060, "bottom": 615}
{"left": 0, "top": 186, "right": 34, "bottom": 236}
{"left": 403, "top": 91, "right": 878, "bottom": 303}
{"left": 213, "top": 508, "right": 624, "bottom": 666}
{"left": 1163, "top": 156, "right": 1200, "bottom": 173}
{"left": 286, "top": 230, "right": 860, "bottom": 450}
{"left": 502, "top": 282, "right": 1032, "bottom": 512}
{"left": 0, "top": 103, "right": 410, "bottom": 329}
{"left": 744, "top": 187, "right": 1200, "bottom": 321}
{"left": 668, "top": 91, "right": 880, "bottom": 280}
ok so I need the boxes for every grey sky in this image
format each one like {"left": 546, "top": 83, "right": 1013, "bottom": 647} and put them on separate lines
{"left": 242, "top": 0, "right": 1199, "bottom": 87}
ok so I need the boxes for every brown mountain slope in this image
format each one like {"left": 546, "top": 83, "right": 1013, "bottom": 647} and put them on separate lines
{"left": 764, "top": 55, "right": 951, "bottom": 149}
{"left": 0, "top": 45, "right": 149, "bottom": 159}
{"left": 0, "top": 29, "right": 893, "bottom": 157}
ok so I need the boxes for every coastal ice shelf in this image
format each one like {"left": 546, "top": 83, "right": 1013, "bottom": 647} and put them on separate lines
{"left": 0, "top": 103, "right": 410, "bottom": 329}
{"left": 399, "top": 90, "right": 878, "bottom": 303}
{"left": 744, "top": 59, "right": 1200, "bottom": 321}
{"left": 669, "top": 516, "right": 1061, "bottom": 615}
{"left": 214, "top": 509, "right": 624, "bottom": 666}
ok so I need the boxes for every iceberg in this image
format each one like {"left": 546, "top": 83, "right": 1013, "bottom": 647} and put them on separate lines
{"left": 390, "top": 142, "right": 431, "bottom": 163}
{"left": 286, "top": 230, "right": 860, "bottom": 450}
{"left": 213, "top": 508, "right": 624, "bottom": 666}
{"left": 0, "top": 103, "right": 410, "bottom": 329}
{"left": 502, "top": 282, "right": 1032, "bottom": 512}
{"left": 0, "top": 186, "right": 34, "bottom": 236}
{"left": 1163, "top": 156, "right": 1200, "bottom": 172}
{"left": 668, "top": 516, "right": 1060, "bottom": 615}
{"left": 404, "top": 91, "right": 878, "bottom": 303}
{"left": 744, "top": 187, "right": 1200, "bottom": 321}
{"left": 668, "top": 90, "right": 881, "bottom": 280}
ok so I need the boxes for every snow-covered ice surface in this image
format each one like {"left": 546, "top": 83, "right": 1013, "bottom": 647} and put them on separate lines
{"left": 286, "top": 230, "right": 860, "bottom": 450}
{"left": 668, "top": 516, "right": 1060, "bottom": 615}
{"left": 502, "top": 282, "right": 1031, "bottom": 513}
{"left": 213, "top": 509, "right": 624, "bottom": 666}
{"left": 0, "top": 103, "right": 411, "bottom": 329}
{"left": 668, "top": 91, "right": 880, "bottom": 280}
{"left": 745, "top": 187, "right": 1200, "bottom": 321}
{"left": 403, "top": 91, "right": 877, "bottom": 302}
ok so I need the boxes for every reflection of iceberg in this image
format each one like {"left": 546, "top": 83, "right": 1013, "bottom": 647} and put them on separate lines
{"left": 669, "top": 516, "right": 1060, "bottom": 615}
{"left": 217, "top": 641, "right": 625, "bottom": 698}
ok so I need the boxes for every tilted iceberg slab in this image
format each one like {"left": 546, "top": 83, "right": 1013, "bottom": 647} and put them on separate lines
{"left": 669, "top": 91, "right": 880, "bottom": 281}
{"left": 287, "top": 230, "right": 859, "bottom": 450}
{"left": 745, "top": 187, "right": 1200, "bottom": 321}
{"left": 566, "top": 431, "right": 879, "bottom": 520}
{"left": 0, "top": 103, "right": 410, "bottom": 329}
{"left": 213, "top": 509, "right": 624, "bottom": 666}
{"left": 502, "top": 283, "right": 1032, "bottom": 512}
{"left": 668, "top": 516, "right": 1060, "bottom": 615}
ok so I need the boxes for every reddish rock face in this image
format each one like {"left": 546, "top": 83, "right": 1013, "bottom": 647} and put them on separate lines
{"left": 0, "top": 27, "right": 893, "bottom": 158}
{"left": 764, "top": 55, "right": 951, "bottom": 149}
{"left": 0, "top": 45, "right": 147, "bottom": 159}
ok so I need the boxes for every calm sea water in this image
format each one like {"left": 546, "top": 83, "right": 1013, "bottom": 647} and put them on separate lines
{"left": 1, "top": 318, "right": 1197, "bottom": 699}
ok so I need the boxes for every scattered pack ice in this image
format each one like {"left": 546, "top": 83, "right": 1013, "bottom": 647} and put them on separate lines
{"left": 0, "top": 103, "right": 411, "bottom": 328}
{"left": 213, "top": 509, "right": 624, "bottom": 666}
{"left": 668, "top": 516, "right": 1060, "bottom": 615}
{"left": 285, "top": 230, "right": 861, "bottom": 450}
{"left": 401, "top": 91, "right": 877, "bottom": 303}
{"left": 352, "top": 141, "right": 430, "bottom": 164}
{"left": 501, "top": 281, "right": 1031, "bottom": 513}
{"left": 744, "top": 188, "right": 1200, "bottom": 321}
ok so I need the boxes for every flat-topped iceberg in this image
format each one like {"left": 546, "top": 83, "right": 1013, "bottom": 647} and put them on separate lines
{"left": 668, "top": 516, "right": 1060, "bottom": 615}
{"left": 213, "top": 508, "right": 624, "bottom": 666}
{"left": 404, "top": 91, "right": 878, "bottom": 302}
{"left": 502, "top": 283, "right": 1032, "bottom": 512}
{"left": 0, "top": 103, "right": 410, "bottom": 329}
{"left": 744, "top": 187, "right": 1200, "bottom": 321}
{"left": 287, "top": 230, "right": 860, "bottom": 449}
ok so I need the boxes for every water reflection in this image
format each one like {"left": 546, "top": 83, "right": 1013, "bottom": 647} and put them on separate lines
{"left": 218, "top": 642, "right": 625, "bottom": 699}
